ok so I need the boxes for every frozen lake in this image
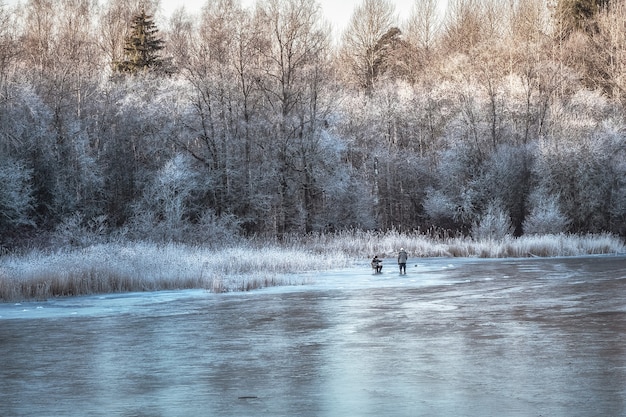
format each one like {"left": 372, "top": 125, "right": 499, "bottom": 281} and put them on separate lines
{"left": 1, "top": 255, "right": 625, "bottom": 417}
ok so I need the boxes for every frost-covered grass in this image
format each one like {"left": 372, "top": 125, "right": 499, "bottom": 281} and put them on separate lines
{"left": 294, "top": 229, "right": 626, "bottom": 259}
{"left": 0, "top": 242, "right": 351, "bottom": 301}
{"left": 1, "top": 232, "right": 623, "bottom": 301}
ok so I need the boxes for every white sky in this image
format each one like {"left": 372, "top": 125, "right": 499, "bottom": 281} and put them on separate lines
{"left": 160, "top": 0, "right": 448, "bottom": 38}
{"left": 3, "top": 0, "right": 447, "bottom": 39}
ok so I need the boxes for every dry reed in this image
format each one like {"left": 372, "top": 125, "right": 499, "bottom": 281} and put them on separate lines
{"left": 0, "top": 242, "right": 349, "bottom": 301}
{"left": 1, "top": 232, "right": 623, "bottom": 301}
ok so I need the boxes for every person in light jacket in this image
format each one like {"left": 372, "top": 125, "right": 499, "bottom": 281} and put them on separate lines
{"left": 398, "top": 248, "right": 408, "bottom": 274}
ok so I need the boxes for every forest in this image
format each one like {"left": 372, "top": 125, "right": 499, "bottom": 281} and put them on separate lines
{"left": 1, "top": 0, "right": 625, "bottom": 251}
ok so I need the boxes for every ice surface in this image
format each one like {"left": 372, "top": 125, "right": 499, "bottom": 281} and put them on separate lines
{"left": 1, "top": 255, "right": 625, "bottom": 416}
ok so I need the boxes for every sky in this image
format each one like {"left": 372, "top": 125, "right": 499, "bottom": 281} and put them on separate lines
{"left": 160, "top": 0, "right": 448, "bottom": 38}
{"left": 3, "top": 0, "right": 447, "bottom": 39}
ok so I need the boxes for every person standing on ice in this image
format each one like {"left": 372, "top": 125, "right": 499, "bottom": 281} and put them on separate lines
{"left": 398, "top": 248, "right": 408, "bottom": 274}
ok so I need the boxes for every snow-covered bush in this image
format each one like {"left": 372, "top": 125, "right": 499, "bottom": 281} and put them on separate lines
{"left": 423, "top": 188, "right": 455, "bottom": 222}
{"left": 523, "top": 192, "right": 570, "bottom": 235}
{"left": 471, "top": 201, "right": 513, "bottom": 240}
{"left": 194, "top": 210, "right": 242, "bottom": 247}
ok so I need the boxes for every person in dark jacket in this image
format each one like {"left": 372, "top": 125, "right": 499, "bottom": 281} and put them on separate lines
{"left": 398, "top": 248, "right": 408, "bottom": 274}
{"left": 371, "top": 255, "right": 382, "bottom": 273}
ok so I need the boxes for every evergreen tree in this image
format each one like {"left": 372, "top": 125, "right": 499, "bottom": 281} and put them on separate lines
{"left": 114, "top": 9, "right": 165, "bottom": 74}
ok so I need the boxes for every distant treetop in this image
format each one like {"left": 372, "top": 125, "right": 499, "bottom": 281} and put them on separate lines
{"left": 113, "top": 9, "right": 166, "bottom": 74}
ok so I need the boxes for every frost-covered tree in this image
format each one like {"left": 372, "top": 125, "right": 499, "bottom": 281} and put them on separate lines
{"left": 580, "top": 2, "right": 626, "bottom": 101}
{"left": 406, "top": 0, "right": 441, "bottom": 52}
{"left": 131, "top": 154, "right": 199, "bottom": 242}
{"left": 164, "top": 7, "right": 194, "bottom": 71}
{"left": 0, "top": 157, "right": 35, "bottom": 236}
{"left": 473, "top": 144, "right": 531, "bottom": 234}
{"left": 173, "top": 0, "right": 273, "bottom": 234}
{"left": 321, "top": 166, "right": 377, "bottom": 231}
{"left": 129, "top": 152, "right": 243, "bottom": 244}
{"left": 177, "top": 0, "right": 242, "bottom": 215}
{"left": 97, "top": 76, "right": 179, "bottom": 227}
{"left": 531, "top": 121, "right": 622, "bottom": 234}
{"left": 509, "top": 0, "right": 551, "bottom": 42}
{"left": 423, "top": 144, "right": 482, "bottom": 231}
{"left": 254, "top": 0, "right": 333, "bottom": 234}
{"left": 349, "top": 84, "right": 435, "bottom": 230}
{"left": 0, "top": 3, "right": 18, "bottom": 91}
{"left": 9, "top": 0, "right": 107, "bottom": 230}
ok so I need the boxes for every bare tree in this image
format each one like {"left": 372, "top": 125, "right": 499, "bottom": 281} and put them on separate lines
{"left": 441, "top": 0, "right": 487, "bottom": 54}
{"left": 339, "top": 0, "right": 396, "bottom": 92}
{"left": 164, "top": 7, "right": 194, "bottom": 72}
{"left": 406, "top": 0, "right": 441, "bottom": 52}
{"left": 403, "top": 0, "right": 441, "bottom": 82}
{"left": 21, "top": 0, "right": 56, "bottom": 79}
{"left": 581, "top": 1, "right": 626, "bottom": 102}
{"left": 510, "top": 0, "right": 552, "bottom": 43}
{"left": 506, "top": 0, "right": 558, "bottom": 143}
{"left": 229, "top": 5, "right": 267, "bottom": 229}
{"left": 172, "top": 0, "right": 241, "bottom": 216}
{"left": 0, "top": 2, "right": 18, "bottom": 92}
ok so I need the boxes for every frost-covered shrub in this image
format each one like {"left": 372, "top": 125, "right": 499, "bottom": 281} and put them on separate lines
{"left": 53, "top": 213, "right": 109, "bottom": 247}
{"left": 523, "top": 192, "right": 570, "bottom": 235}
{"left": 471, "top": 201, "right": 513, "bottom": 240}
{"left": 531, "top": 130, "right": 620, "bottom": 233}
{"left": 423, "top": 188, "right": 454, "bottom": 221}
{"left": 193, "top": 210, "right": 242, "bottom": 246}
{"left": 423, "top": 187, "right": 476, "bottom": 229}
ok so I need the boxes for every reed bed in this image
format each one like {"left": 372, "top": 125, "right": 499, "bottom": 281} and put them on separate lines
{"left": 0, "top": 242, "right": 351, "bottom": 301}
{"left": 1, "top": 232, "right": 623, "bottom": 301}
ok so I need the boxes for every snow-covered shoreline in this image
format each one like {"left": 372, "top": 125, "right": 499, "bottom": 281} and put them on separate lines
{"left": 0, "top": 232, "right": 623, "bottom": 302}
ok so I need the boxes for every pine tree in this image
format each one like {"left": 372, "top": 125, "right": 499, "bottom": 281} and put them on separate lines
{"left": 114, "top": 9, "right": 165, "bottom": 74}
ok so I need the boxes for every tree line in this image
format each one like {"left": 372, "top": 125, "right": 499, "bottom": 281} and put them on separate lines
{"left": 0, "top": 0, "right": 625, "bottom": 249}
